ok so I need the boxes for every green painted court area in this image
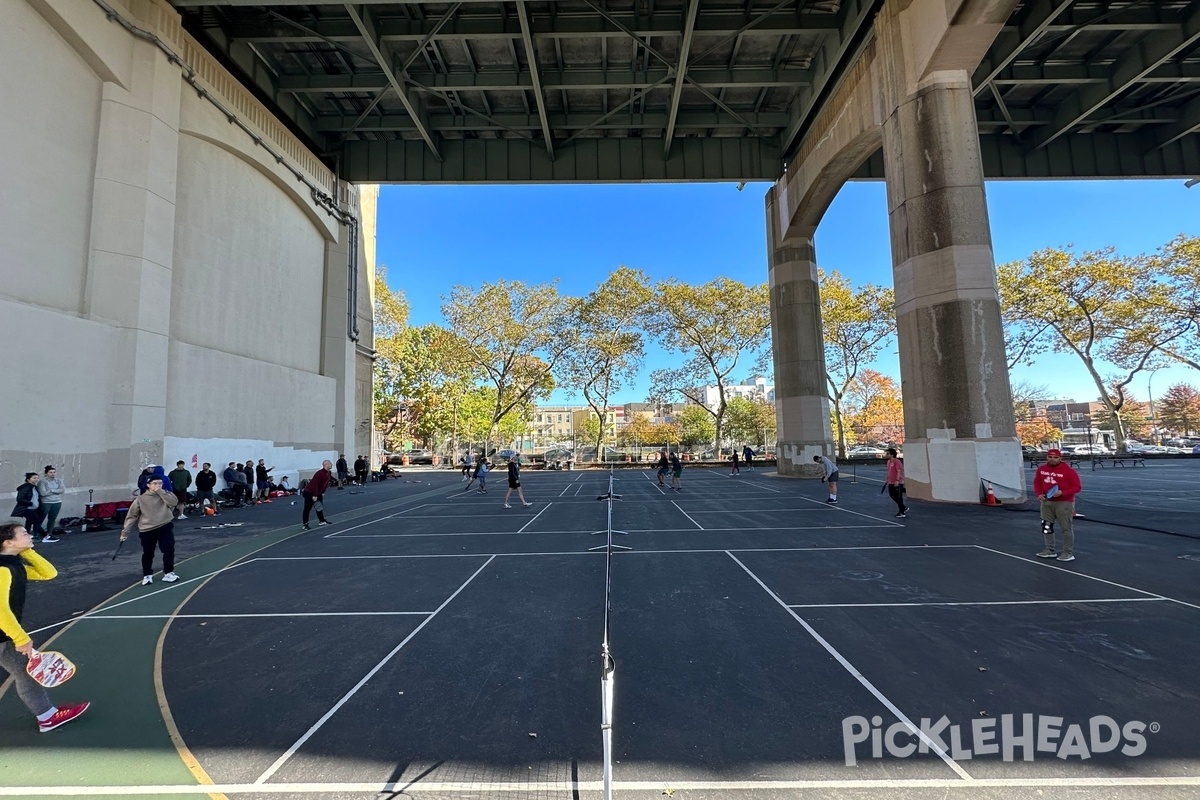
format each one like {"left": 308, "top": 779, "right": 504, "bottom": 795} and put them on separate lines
{"left": 2, "top": 463, "right": 1199, "bottom": 799}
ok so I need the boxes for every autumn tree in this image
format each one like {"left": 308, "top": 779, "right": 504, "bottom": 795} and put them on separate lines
{"left": 1158, "top": 383, "right": 1200, "bottom": 436}
{"left": 1144, "top": 236, "right": 1200, "bottom": 372}
{"left": 843, "top": 370, "right": 904, "bottom": 445}
{"left": 1016, "top": 418, "right": 1062, "bottom": 448}
{"left": 1011, "top": 380, "right": 1053, "bottom": 422}
{"left": 676, "top": 404, "right": 717, "bottom": 448}
{"left": 820, "top": 270, "right": 896, "bottom": 457}
{"left": 372, "top": 269, "right": 412, "bottom": 451}
{"left": 645, "top": 277, "right": 771, "bottom": 449}
{"left": 558, "top": 267, "right": 646, "bottom": 461}
{"left": 998, "top": 246, "right": 1182, "bottom": 452}
{"left": 725, "top": 396, "right": 777, "bottom": 447}
{"left": 648, "top": 421, "right": 682, "bottom": 450}
{"left": 442, "top": 280, "right": 575, "bottom": 447}
{"left": 619, "top": 414, "right": 654, "bottom": 449}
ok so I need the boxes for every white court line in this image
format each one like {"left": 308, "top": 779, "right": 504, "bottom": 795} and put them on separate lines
{"left": 6, "top": 776, "right": 1200, "bottom": 795}
{"left": 254, "top": 555, "right": 497, "bottom": 784}
{"left": 261, "top": 544, "right": 979, "bottom": 562}
{"left": 671, "top": 500, "right": 704, "bottom": 529}
{"left": 323, "top": 506, "right": 421, "bottom": 539}
{"left": 796, "top": 495, "right": 905, "bottom": 528}
{"left": 558, "top": 482, "right": 573, "bottom": 496}
{"left": 330, "top": 523, "right": 899, "bottom": 538}
{"left": 25, "top": 559, "right": 261, "bottom": 637}
{"left": 81, "top": 611, "right": 434, "bottom": 619}
{"left": 690, "top": 508, "right": 833, "bottom": 513}
{"left": 787, "top": 597, "right": 1168, "bottom": 609}
{"left": 697, "top": 469, "right": 781, "bottom": 493}
{"left": 971, "top": 545, "right": 1200, "bottom": 612}
{"left": 517, "top": 502, "right": 552, "bottom": 533}
{"left": 643, "top": 470, "right": 667, "bottom": 494}
{"left": 727, "top": 551, "right": 973, "bottom": 781}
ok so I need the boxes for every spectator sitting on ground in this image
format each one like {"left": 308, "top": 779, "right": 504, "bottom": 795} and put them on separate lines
{"left": 277, "top": 476, "right": 297, "bottom": 495}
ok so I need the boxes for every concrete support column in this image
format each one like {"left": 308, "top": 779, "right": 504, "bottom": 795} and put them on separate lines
{"left": 84, "top": 40, "right": 182, "bottom": 488}
{"left": 321, "top": 204, "right": 358, "bottom": 459}
{"left": 882, "top": 71, "right": 1022, "bottom": 501}
{"left": 767, "top": 187, "right": 832, "bottom": 477}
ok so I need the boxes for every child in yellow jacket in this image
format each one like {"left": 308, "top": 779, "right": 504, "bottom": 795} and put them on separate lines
{"left": 0, "top": 523, "right": 90, "bottom": 732}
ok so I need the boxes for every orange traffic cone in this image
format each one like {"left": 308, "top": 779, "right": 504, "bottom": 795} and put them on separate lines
{"left": 984, "top": 482, "right": 1002, "bottom": 506}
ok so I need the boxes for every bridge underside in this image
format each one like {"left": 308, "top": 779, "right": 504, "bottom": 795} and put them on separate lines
{"left": 172, "top": 0, "right": 1200, "bottom": 182}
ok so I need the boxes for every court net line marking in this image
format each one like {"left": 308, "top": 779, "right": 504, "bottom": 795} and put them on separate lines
{"left": 518, "top": 502, "right": 552, "bottom": 533}
{"left": 795, "top": 495, "right": 905, "bottom": 528}
{"left": 727, "top": 550, "right": 974, "bottom": 781}
{"left": 25, "top": 559, "right": 262, "bottom": 637}
{"left": 698, "top": 468, "right": 782, "bottom": 493}
{"left": 253, "top": 555, "right": 497, "bottom": 785}
{"left": 323, "top": 505, "right": 425, "bottom": 539}
{"left": 264, "top": 544, "right": 980, "bottom": 561}
{"left": 672, "top": 501, "right": 704, "bottom": 529}
{"left": 972, "top": 545, "right": 1200, "bottom": 612}
{"left": 5, "top": 777, "right": 1200, "bottom": 795}
{"left": 329, "top": 524, "right": 896, "bottom": 538}
{"left": 79, "top": 611, "right": 435, "bottom": 619}
{"left": 787, "top": 597, "right": 1167, "bottom": 608}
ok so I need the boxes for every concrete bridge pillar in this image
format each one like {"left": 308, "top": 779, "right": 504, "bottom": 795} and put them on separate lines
{"left": 85, "top": 37, "right": 182, "bottom": 486}
{"left": 767, "top": 192, "right": 832, "bottom": 477}
{"left": 879, "top": 9, "right": 1023, "bottom": 501}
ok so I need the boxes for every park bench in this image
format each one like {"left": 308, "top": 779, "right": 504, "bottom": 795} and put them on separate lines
{"left": 1091, "top": 455, "right": 1147, "bottom": 468}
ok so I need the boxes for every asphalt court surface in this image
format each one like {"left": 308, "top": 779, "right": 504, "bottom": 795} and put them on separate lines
{"left": 2, "top": 461, "right": 1199, "bottom": 799}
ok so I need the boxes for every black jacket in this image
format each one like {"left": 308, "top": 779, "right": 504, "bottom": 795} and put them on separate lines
{"left": 195, "top": 469, "right": 217, "bottom": 491}
{"left": 336, "top": 458, "right": 349, "bottom": 473}
{"left": 0, "top": 554, "right": 29, "bottom": 644}
{"left": 11, "top": 483, "right": 37, "bottom": 516}
{"left": 255, "top": 464, "right": 272, "bottom": 482}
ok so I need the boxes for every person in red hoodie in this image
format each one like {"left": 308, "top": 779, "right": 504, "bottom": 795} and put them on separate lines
{"left": 1032, "top": 448, "right": 1082, "bottom": 562}
{"left": 301, "top": 460, "right": 333, "bottom": 530}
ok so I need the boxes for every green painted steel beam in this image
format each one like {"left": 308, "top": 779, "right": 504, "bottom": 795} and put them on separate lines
{"left": 340, "top": 136, "right": 783, "bottom": 182}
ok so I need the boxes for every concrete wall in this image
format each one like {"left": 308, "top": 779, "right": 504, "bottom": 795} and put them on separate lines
{"left": 1, "top": 0, "right": 375, "bottom": 517}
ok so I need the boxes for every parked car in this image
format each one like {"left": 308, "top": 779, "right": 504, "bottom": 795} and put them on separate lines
{"left": 847, "top": 446, "right": 887, "bottom": 458}
{"left": 539, "top": 448, "right": 574, "bottom": 469}
{"left": 404, "top": 449, "right": 434, "bottom": 465}
{"left": 493, "top": 449, "right": 520, "bottom": 464}
{"left": 1067, "top": 444, "right": 1109, "bottom": 455}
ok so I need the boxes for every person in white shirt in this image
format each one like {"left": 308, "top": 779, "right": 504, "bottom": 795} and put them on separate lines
{"left": 813, "top": 455, "right": 839, "bottom": 504}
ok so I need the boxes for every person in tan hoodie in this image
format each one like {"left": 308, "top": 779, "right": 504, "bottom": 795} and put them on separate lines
{"left": 119, "top": 476, "right": 179, "bottom": 586}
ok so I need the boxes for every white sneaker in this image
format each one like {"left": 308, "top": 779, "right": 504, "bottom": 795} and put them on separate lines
{"left": 523, "top": 502, "right": 533, "bottom": 508}
{"left": 41, "top": 536, "right": 59, "bottom": 543}
{"left": 162, "top": 572, "right": 180, "bottom": 583}
{"left": 503, "top": 504, "right": 512, "bottom": 509}
{"left": 141, "top": 575, "right": 153, "bottom": 585}
{"left": 178, "top": 514, "right": 188, "bottom": 519}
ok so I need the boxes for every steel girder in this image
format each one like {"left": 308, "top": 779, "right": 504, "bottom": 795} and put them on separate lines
{"left": 169, "top": 0, "right": 1200, "bottom": 183}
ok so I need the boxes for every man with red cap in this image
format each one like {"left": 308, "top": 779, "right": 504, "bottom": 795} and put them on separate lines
{"left": 1033, "top": 449, "right": 1082, "bottom": 561}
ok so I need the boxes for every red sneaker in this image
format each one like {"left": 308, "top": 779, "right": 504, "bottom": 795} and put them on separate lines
{"left": 39, "top": 702, "right": 90, "bottom": 733}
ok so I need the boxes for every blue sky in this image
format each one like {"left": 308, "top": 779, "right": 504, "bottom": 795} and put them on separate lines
{"left": 376, "top": 179, "right": 1200, "bottom": 408}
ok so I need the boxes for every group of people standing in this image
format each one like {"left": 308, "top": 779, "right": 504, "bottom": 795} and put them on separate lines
{"left": 10, "top": 467, "right": 68, "bottom": 544}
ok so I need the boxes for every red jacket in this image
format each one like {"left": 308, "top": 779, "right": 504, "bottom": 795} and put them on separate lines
{"left": 305, "top": 468, "right": 332, "bottom": 497}
{"left": 1033, "top": 462, "right": 1081, "bottom": 502}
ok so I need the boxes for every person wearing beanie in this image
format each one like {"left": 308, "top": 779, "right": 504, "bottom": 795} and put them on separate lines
{"left": 119, "top": 476, "right": 180, "bottom": 585}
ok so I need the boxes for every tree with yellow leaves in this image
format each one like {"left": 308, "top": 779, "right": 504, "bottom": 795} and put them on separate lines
{"left": 819, "top": 270, "right": 896, "bottom": 458}
{"left": 645, "top": 277, "right": 771, "bottom": 449}
{"left": 998, "top": 246, "right": 1183, "bottom": 452}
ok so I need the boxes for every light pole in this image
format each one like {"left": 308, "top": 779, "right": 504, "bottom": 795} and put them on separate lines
{"left": 1147, "top": 368, "right": 1160, "bottom": 445}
